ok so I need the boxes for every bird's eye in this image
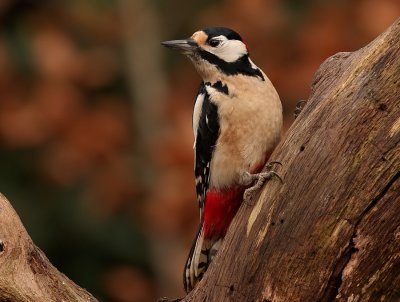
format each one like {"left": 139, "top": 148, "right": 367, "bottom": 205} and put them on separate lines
{"left": 208, "top": 39, "right": 220, "bottom": 47}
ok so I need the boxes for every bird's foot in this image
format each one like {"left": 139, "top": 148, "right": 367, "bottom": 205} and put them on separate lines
{"left": 242, "top": 161, "right": 283, "bottom": 203}
{"left": 294, "top": 100, "right": 307, "bottom": 119}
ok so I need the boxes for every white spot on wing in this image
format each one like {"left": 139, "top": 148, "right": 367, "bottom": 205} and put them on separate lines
{"left": 193, "top": 92, "right": 205, "bottom": 145}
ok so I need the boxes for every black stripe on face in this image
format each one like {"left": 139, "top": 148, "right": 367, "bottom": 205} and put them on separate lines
{"left": 198, "top": 50, "right": 265, "bottom": 80}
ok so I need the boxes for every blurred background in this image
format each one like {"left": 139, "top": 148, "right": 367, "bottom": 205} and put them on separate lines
{"left": 0, "top": 0, "right": 398, "bottom": 301}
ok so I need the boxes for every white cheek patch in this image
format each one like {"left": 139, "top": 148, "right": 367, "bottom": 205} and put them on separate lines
{"left": 202, "top": 37, "right": 248, "bottom": 63}
{"left": 216, "top": 40, "right": 247, "bottom": 62}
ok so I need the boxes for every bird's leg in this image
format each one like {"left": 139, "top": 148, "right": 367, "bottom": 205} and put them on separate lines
{"left": 294, "top": 100, "right": 307, "bottom": 119}
{"left": 241, "top": 161, "right": 283, "bottom": 202}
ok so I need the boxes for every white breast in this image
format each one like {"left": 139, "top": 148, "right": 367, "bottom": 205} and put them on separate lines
{"left": 208, "top": 73, "right": 282, "bottom": 189}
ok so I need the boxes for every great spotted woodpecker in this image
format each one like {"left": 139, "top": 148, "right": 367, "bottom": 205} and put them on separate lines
{"left": 162, "top": 27, "right": 283, "bottom": 293}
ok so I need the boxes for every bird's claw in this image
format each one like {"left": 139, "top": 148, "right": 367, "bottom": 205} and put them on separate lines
{"left": 265, "top": 161, "right": 282, "bottom": 170}
{"left": 294, "top": 100, "right": 307, "bottom": 119}
{"left": 243, "top": 162, "right": 283, "bottom": 202}
{"left": 263, "top": 170, "right": 284, "bottom": 184}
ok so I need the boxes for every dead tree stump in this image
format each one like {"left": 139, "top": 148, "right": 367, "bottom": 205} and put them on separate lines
{"left": 0, "top": 193, "right": 98, "bottom": 302}
{"left": 184, "top": 18, "right": 400, "bottom": 302}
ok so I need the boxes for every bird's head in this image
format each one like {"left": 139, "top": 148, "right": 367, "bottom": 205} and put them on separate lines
{"left": 162, "top": 27, "right": 263, "bottom": 82}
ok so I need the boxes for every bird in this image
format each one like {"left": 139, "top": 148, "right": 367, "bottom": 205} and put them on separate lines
{"left": 162, "top": 27, "right": 283, "bottom": 293}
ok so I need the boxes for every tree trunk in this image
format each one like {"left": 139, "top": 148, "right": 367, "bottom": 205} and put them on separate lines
{"left": 0, "top": 19, "right": 399, "bottom": 302}
{"left": 0, "top": 194, "right": 98, "bottom": 302}
{"left": 183, "top": 18, "right": 400, "bottom": 302}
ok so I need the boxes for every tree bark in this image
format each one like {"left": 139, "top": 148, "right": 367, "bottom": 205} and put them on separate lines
{"left": 184, "top": 18, "right": 400, "bottom": 302}
{"left": 0, "top": 194, "right": 98, "bottom": 302}
{"left": 0, "top": 19, "right": 399, "bottom": 302}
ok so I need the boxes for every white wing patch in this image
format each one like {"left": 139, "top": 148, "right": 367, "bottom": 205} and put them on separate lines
{"left": 193, "top": 92, "right": 205, "bottom": 147}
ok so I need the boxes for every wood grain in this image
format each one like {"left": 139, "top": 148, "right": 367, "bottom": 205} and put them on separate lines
{"left": 0, "top": 194, "right": 98, "bottom": 302}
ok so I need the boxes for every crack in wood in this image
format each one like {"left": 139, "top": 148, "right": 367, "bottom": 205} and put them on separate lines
{"left": 214, "top": 282, "right": 246, "bottom": 299}
{"left": 319, "top": 171, "right": 400, "bottom": 301}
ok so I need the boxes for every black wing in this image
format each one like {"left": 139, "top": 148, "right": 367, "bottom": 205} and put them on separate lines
{"left": 194, "top": 82, "right": 220, "bottom": 212}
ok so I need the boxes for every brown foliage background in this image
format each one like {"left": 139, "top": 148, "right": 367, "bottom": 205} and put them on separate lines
{"left": 0, "top": 0, "right": 398, "bottom": 301}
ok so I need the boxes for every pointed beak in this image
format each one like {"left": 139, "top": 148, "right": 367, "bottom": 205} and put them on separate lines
{"left": 161, "top": 38, "right": 198, "bottom": 54}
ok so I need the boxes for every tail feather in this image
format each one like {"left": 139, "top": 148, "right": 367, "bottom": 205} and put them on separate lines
{"left": 183, "top": 224, "right": 221, "bottom": 293}
{"left": 183, "top": 188, "right": 245, "bottom": 292}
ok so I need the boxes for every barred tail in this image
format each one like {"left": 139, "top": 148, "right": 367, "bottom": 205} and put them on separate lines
{"left": 183, "top": 223, "right": 222, "bottom": 293}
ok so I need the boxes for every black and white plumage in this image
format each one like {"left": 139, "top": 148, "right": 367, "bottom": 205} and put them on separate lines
{"left": 162, "top": 27, "right": 283, "bottom": 293}
{"left": 193, "top": 82, "right": 219, "bottom": 210}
